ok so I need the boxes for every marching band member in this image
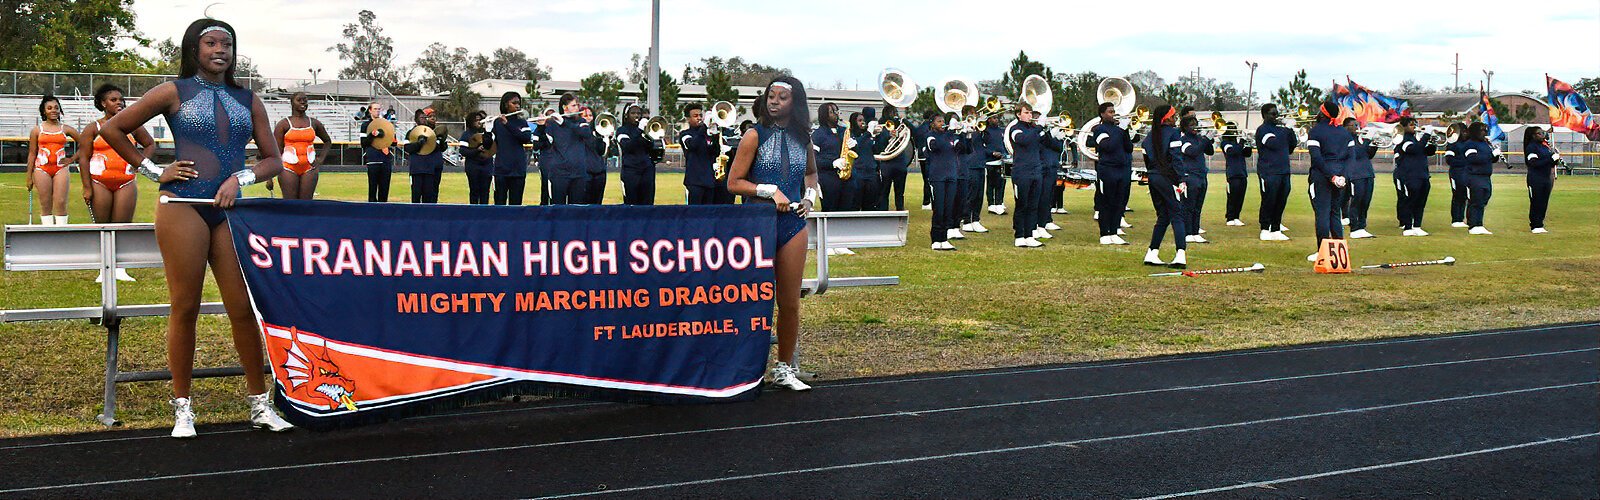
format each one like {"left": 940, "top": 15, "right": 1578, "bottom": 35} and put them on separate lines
{"left": 850, "top": 110, "right": 884, "bottom": 211}
{"left": 1141, "top": 105, "right": 1186, "bottom": 268}
{"left": 725, "top": 76, "right": 817, "bottom": 391}
{"left": 359, "top": 101, "right": 393, "bottom": 202}
{"left": 1176, "top": 115, "right": 1214, "bottom": 244}
{"left": 1339, "top": 118, "right": 1378, "bottom": 238}
{"left": 77, "top": 83, "right": 154, "bottom": 230}
{"left": 1255, "top": 104, "right": 1296, "bottom": 241}
{"left": 812, "top": 102, "right": 855, "bottom": 211}
{"left": 461, "top": 110, "right": 494, "bottom": 205}
{"left": 1443, "top": 122, "right": 1470, "bottom": 227}
{"left": 958, "top": 106, "right": 988, "bottom": 233}
{"left": 580, "top": 106, "right": 607, "bottom": 204}
{"left": 1219, "top": 122, "right": 1252, "bottom": 227}
{"left": 1091, "top": 102, "right": 1133, "bottom": 245}
{"left": 1461, "top": 122, "right": 1500, "bottom": 235}
{"left": 1522, "top": 126, "right": 1559, "bottom": 233}
{"left": 493, "top": 91, "right": 537, "bottom": 205}
{"left": 983, "top": 114, "right": 1008, "bottom": 215}
{"left": 617, "top": 105, "right": 656, "bottom": 205}
{"left": 680, "top": 103, "right": 719, "bottom": 205}
{"left": 1036, "top": 114, "right": 1066, "bottom": 238}
{"left": 877, "top": 106, "right": 912, "bottom": 211}
{"left": 26, "top": 95, "right": 77, "bottom": 225}
{"left": 270, "top": 91, "right": 330, "bottom": 200}
{"left": 1392, "top": 117, "right": 1434, "bottom": 235}
{"left": 537, "top": 92, "right": 597, "bottom": 205}
{"left": 403, "top": 108, "right": 448, "bottom": 203}
{"left": 925, "top": 112, "right": 967, "bottom": 250}
{"left": 914, "top": 111, "right": 935, "bottom": 210}
{"left": 1305, "top": 101, "right": 1352, "bottom": 261}
{"left": 1049, "top": 139, "right": 1076, "bottom": 215}
{"left": 1007, "top": 103, "right": 1045, "bottom": 248}
{"left": 99, "top": 18, "right": 292, "bottom": 437}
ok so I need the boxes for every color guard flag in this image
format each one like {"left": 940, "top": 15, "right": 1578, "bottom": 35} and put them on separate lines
{"left": 1546, "top": 74, "right": 1600, "bottom": 140}
{"left": 1479, "top": 86, "right": 1506, "bottom": 143}
{"left": 1347, "top": 77, "right": 1410, "bottom": 125}
{"left": 226, "top": 200, "right": 780, "bottom": 430}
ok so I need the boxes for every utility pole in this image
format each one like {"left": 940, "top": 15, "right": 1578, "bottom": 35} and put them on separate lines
{"left": 647, "top": 0, "right": 661, "bottom": 116}
{"left": 1453, "top": 53, "right": 1461, "bottom": 92}
{"left": 1243, "top": 60, "right": 1258, "bottom": 131}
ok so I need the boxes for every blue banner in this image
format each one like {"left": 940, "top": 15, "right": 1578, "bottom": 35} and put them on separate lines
{"left": 226, "top": 199, "right": 777, "bottom": 430}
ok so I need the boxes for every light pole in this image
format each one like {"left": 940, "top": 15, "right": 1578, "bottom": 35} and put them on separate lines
{"left": 1481, "top": 69, "right": 1494, "bottom": 94}
{"left": 647, "top": 0, "right": 660, "bottom": 116}
{"left": 309, "top": 68, "right": 321, "bottom": 85}
{"left": 1243, "top": 60, "right": 1259, "bottom": 131}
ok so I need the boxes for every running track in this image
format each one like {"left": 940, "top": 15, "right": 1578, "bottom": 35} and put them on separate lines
{"left": 2, "top": 322, "right": 1595, "bottom": 498}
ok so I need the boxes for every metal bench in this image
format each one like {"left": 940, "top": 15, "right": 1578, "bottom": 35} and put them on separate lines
{"left": 801, "top": 211, "right": 910, "bottom": 296}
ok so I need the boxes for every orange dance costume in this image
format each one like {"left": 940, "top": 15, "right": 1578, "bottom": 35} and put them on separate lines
{"left": 90, "top": 133, "right": 136, "bottom": 191}
{"left": 282, "top": 123, "right": 318, "bottom": 175}
{"left": 34, "top": 127, "right": 69, "bottom": 176}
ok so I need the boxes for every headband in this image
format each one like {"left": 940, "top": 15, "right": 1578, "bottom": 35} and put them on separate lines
{"left": 1161, "top": 107, "right": 1177, "bottom": 123}
{"left": 769, "top": 81, "right": 793, "bottom": 91}
{"left": 199, "top": 26, "right": 233, "bottom": 39}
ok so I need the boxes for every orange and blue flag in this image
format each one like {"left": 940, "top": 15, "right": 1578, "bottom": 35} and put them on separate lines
{"left": 1479, "top": 87, "right": 1505, "bottom": 143}
{"left": 1546, "top": 74, "right": 1599, "bottom": 140}
{"left": 1347, "top": 77, "right": 1409, "bottom": 125}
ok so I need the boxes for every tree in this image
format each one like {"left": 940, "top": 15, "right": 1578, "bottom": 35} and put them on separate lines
{"left": 633, "top": 70, "right": 683, "bottom": 126}
{"left": 1156, "top": 84, "right": 1187, "bottom": 108}
{"left": 996, "top": 51, "right": 1066, "bottom": 115}
{"left": 683, "top": 56, "right": 790, "bottom": 86}
{"left": 703, "top": 69, "right": 736, "bottom": 105}
{"left": 626, "top": 53, "right": 649, "bottom": 84}
{"left": 909, "top": 87, "right": 938, "bottom": 120}
{"left": 327, "top": 10, "right": 416, "bottom": 94}
{"left": 1272, "top": 69, "right": 1323, "bottom": 114}
{"left": 414, "top": 43, "right": 472, "bottom": 95}
{"left": 1124, "top": 70, "right": 1166, "bottom": 108}
{"left": 578, "top": 71, "right": 625, "bottom": 113}
{"left": 145, "top": 38, "right": 181, "bottom": 75}
{"left": 524, "top": 77, "right": 543, "bottom": 110}
{"left": 0, "top": 0, "right": 151, "bottom": 73}
{"left": 1393, "top": 79, "right": 1430, "bottom": 95}
{"left": 1054, "top": 71, "right": 1101, "bottom": 128}
{"left": 470, "top": 47, "right": 550, "bottom": 82}
{"left": 1485, "top": 97, "right": 1513, "bottom": 124}
{"left": 1574, "top": 77, "right": 1600, "bottom": 108}
{"left": 430, "top": 83, "right": 481, "bottom": 123}
{"left": 1512, "top": 102, "right": 1538, "bottom": 124}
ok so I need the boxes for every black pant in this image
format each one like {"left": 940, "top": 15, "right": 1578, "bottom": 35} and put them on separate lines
{"left": 1449, "top": 169, "right": 1469, "bottom": 223}
{"left": 366, "top": 164, "right": 391, "bottom": 202}
{"left": 1225, "top": 175, "right": 1247, "bottom": 221}
{"left": 538, "top": 170, "right": 550, "bottom": 205}
{"left": 1258, "top": 173, "right": 1290, "bottom": 231}
{"left": 1395, "top": 176, "right": 1430, "bottom": 230}
{"left": 857, "top": 174, "right": 884, "bottom": 211}
{"left": 1342, "top": 177, "right": 1373, "bottom": 231}
{"left": 466, "top": 168, "right": 492, "bottom": 205}
{"left": 1466, "top": 174, "right": 1492, "bottom": 227}
{"left": 410, "top": 172, "right": 440, "bottom": 203}
{"left": 1012, "top": 177, "right": 1040, "bottom": 239}
{"left": 1184, "top": 175, "right": 1208, "bottom": 236}
{"left": 1146, "top": 173, "right": 1187, "bottom": 250}
{"left": 921, "top": 160, "right": 933, "bottom": 206}
{"left": 1528, "top": 178, "right": 1552, "bottom": 229}
{"left": 1097, "top": 176, "right": 1131, "bottom": 236}
{"left": 714, "top": 180, "right": 736, "bottom": 204}
{"left": 1052, "top": 182, "right": 1066, "bottom": 209}
{"left": 986, "top": 166, "right": 1007, "bottom": 206}
{"left": 686, "top": 185, "right": 715, "bottom": 205}
{"left": 546, "top": 177, "right": 585, "bottom": 205}
{"left": 584, "top": 171, "right": 607, "bottom": 204}
{"left": 883, "top": 164, "right": 908, "bottom": 210}
{"left": 621, "top": 170, "right": 655, "bottom": 205}
{"left": 1035, "top": 171, "right": 1054, "bottom": 227}
{"left": 963, "top": 170, "right": 985, "bottom": 223}
{"left": 1308, "top": 172, "right": 1344, "bottom": 246}
{"left": 819, "top": 168, "right": 855, "bottom": 211}
{"left": 493, "top": 175, "right": 526, "bottom": 205}
{"left": 930, "top": 179, "right": 959, "bottom": 243}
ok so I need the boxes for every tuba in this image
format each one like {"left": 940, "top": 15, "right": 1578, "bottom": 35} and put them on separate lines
{"left": 644, "top": 116, "right": 668, "bottom": 142}
{"left": 1097, "top": 77, "right": 1137, "bottom": 117}
{"left": 878, "top": 68, "right": 919, "bottom": 109}
{"left": 595, "top": 113, "right": 617, "bottom": 138}
{"left": 936, "top": 78, "right": 975, "bottom": 115}
{"left": 1020, "top": 74, "right": 1052, "bottom": 116}
{"left": 874, "top": 119, "right": 910, "bottom": 162}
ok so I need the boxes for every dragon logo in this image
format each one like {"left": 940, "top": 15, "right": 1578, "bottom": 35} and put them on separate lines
{"left": 280, "top": 335, "right": 358, "bottom": 411}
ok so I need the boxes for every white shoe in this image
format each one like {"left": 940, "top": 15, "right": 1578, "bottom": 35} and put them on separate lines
{"left": 248, "top": 393, "right": 294, "bottom": 432}
{"left": 1044, "top": 222, "right": 1062, "bottom": 231}
{"left": 826, "top": 248, "right": 840, "bottom": 256}
{"left": 1185, "top": 235, "right": 1197, "bottom": 243}
{"left": 1143, "top": 248, "right": 1166, "bottom": 266}
{"left": 1111, "top": 235, "right": 1130, "bottom": 245}
{"left": 1191, "top": 235, "right": 1209, "bottom": 244}
{"left": 1531, "top": 227, "right": 1548, "bottom": 234}
{"left": 1093, "top": 211, "right": 1099, "bottom": 220}
{"left": 95, "top": 270, "right": 105, "bottom": 284}
{"left": 1197, "top": 227, "right": 1207, "bottom": 234}
{"left": 1279, "top": 224, "right": 1289, "bottom": 231}
{"left": 1350, "top": 229, "right": 1374, "bottom": 239}
{"left": 1469, "top": 226, "right": 1492, "bottom": 235}
{"left": 1116, "top": 228, "right": 1126, "bottom": 236}
{"left": 1025, "top": 237, "right": 1043, "bottom": 247}
{"left": 931, "top": 243, "right": 942, "bottom": 250}
{"left": 1016, "top": 238, "right": 1031, "bottom": 247}
{"left": 943, "top": 242, "right": 958, "bottom": 251}
{"left": 948, "top": 228, "right": 965, "bottom": 240}
{"left": 113, "top": 268, "right": 136, "bottom": 282}
{"left": 838, "top": 248, "right": 856, "bottom": 255}
{"left": 1260, "top": 230, "right": 1274, "bottom": 241}
{"left": 1169, "top": 249, "right": 1187, "bottom": 268}
{"left": 1341, "top": 217, "right": 1350, "bottom": 225}
{"left": 1307, "top": 252, "right": 1320, "bottom": 262}
{"left": 995, "top": 205, "right": 1007, "bottom": 215}
{"left": 1451, "top": 221, "right": 1469, "bottom": 228}
{"left": 960, "top": 223, "right": 973, "bottom": 232}
{"left": 1402, "top": 228, "right": 1419, "bottom": 236}
{"left": 921, "top": 204, "right": 933, "bottom": 211}
{"left": 1271, "top": 231, "right": 1290, "bottom": 241}
{"left": 1226, "top": 219, "right": 1245, "bottom": 226}
{"left": 1033, "top": 228, "right": 1053, "bottom": 239}
{"left": 171, "top": 397, "right": 197, "bottom": 439}
{"left": 769, "top": 362, "right": 812, "bottom": 391}
{"left": 970, "top": 222, "right": 989, "bottom": 233}
{"left": 1413, "top": 228, "right": 1429, "bottom": 236}
{"left": 1120, "top": 218, "right": 1132, "bottom": 228}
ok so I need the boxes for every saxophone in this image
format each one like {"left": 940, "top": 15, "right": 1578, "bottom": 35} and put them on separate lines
{"left": 839, "top": 126, "right": 858, "bottom": 181}
{"left": 714, "top": 153, "right": 729, "bottom": 181}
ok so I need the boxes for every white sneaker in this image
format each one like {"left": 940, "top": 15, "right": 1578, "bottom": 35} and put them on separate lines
{"left": 988, "top": 205, "right": 1002, "bottom": 215}
{"left": 1121, "top": 218, "right": 1132, "bottom": 228}
{"left": 1100, "top": 235, "right": 1114, "bottom": 245}
{"left": 1093, "top": 211, "right": 1100, "bottom": 220}
{"left": 1469, "top": 226, "right": 1492, "bottom": 235}
{"left": 248, "top": 393, "right": 294, "bottom": 432}
{"left": 1279, "top": 224, "right": 1289, "bottom": 231}
{"left": 1271, "top": 231, "right": 1290, "bottom": 241}
{"left": 94, "top": 270, "right": 105, "bottom": 284}
{"left": 1307, "top": 252, "right": 1320, "bottom": 262}
{"left": 943, "top": 242, "right": 958, "bottom": 251}
{"left": 113, "top": 268, "right": 136, "bottom": 282}
{"left": 826, "top": 248, "right": 840, "bottom": 256}
{"left": 931, "top": 243, "right": 942, "bottom": 250}
{"left": 921, "top": 204, "right": 933, "bottom": 211}
{"left": 1016, "top": 238, "right": 1031, "bottom": 247}
{"left": 1143, "top": 248, "right": 1166, "bottom": 266}
{"left": 1260, "top": 230, "right": 1273, "bottom": 241}
{"left": 1192, "top": 235, "right": 1209, "bottom": 244}
{"left": 1451, "top": 221, "right": 1469, "bottom": 228}
{"left": 948, "top": 228, "right": 965, "bottom": 240}
{"left": 1531, "top": 227, "right": 1548, "bottom": 234}
{"left": 1033, "top": 228, "right": 1053, "bottom": 239}
{"left": 1045, "top": 222, "right": 1062, "bottom": 231}
{"left": 171, "top": 397, "right": 197, "bottom": 439}
{"left": 994, "top": 205, "right": 1007, "bottom": 215}
{"left": 1111, "top": 235, "right": 1130, "bottom": 245}
{"left": 1413, "top": 228, "right": 1429, "bottom": 236}
{"left": 1341, "top": 217, "right": 1350, "bottom": 226}
{"left": 1169, "top": 249, "right": 1187, "bottom": 269}
{"left": 1350, "top": 229, "right": 1374, "bottom": 239}
{"left": 1185, "top": 235, "right": 1197, "bottom": 243}
{"left": 838, "top": 248, "right": 857, "bottom": 255}
{"left": 769, "top": 362, "right": 812, "bottom": 391}
{"left": 1226, "top": 219, "right": 1245, "bottom": 226}
{"left": 1117, "top": 228, "right": 1126, "bottom": 236}
{"left": 1025, "top": 237, "right": 1043, "bottom": 247}
{"left": 970, "top": 222, "right": 989, "bottom": 233}
{"left": 960, "top": 223, "right": 974, "bottom": 232}
{"left": 1197, "top": 227, "right": 1207, "bottom": 235}
{"left": 1402, "top": 228, "right": 1419, "bottom": 236}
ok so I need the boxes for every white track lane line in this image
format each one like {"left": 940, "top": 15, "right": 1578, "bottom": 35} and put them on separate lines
{"left": 1135, "top": 432, "right": 1600, "bottom": 499}
{"left": 6, "top": 322, "right": 1592, "bottom": 451}
{"left": 0, "top": 347, "right": 1592, "bottom": 494}
{"left": 522, "top": 382, "right": 1599, "bottom": 499}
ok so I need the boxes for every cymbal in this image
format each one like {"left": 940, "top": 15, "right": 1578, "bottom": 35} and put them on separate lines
{"left": 368, "top": 118, "right": 397, "bottom": 151}
{"left": 407, "top": 125, "right": 438, "bottom": 155}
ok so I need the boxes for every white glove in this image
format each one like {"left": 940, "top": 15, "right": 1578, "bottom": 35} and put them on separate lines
{"left": 1552, "top": 152, "right": 1562, "bottom": 161}
{"left": 832, "top": 158, "right": 845, "bottom": 169}
{"left": 846, "top": 137, "right": 858, "bottom": 148}
{"left": 868, "top": 121, "right": 881, "bottom": 135}
{"left": 1050, "top": 127, "right": 1067, "bottom": 140}
{"left": 720, "top": 144, "right": 732, "bottom": 154}
{"left": 638, "top": 118, "right": 649, "bottom": 130}
{"left": 551, "top": 113, "right": 564, "bottom": 126}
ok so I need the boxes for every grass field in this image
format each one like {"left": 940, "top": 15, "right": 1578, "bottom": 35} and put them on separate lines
{"left": 1, "top": 170, "right": 1597, "bottom": 436}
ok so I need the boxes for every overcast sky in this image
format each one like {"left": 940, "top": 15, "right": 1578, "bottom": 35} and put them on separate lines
{"left": 136, "top": 0, "right": 1598, "bottom": 97}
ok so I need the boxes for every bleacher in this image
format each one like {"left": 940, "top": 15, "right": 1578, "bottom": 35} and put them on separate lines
{"left": 0, "top": 94, "right": 392, "bottom": 144}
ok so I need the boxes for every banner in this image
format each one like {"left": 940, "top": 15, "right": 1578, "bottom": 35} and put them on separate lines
{"left": 227, "top": 200, "right": 778, "bottom": 430}
{"left": 1546, "top": 73, "right": 1600, "bottom": 140}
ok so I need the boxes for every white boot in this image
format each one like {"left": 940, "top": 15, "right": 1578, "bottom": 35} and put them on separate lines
{"left": 1015, "top": 237, "right": 1030, "bottom": 247}
{"left": 1192, "top": 235, "right": 1209, "bottom": 244}
{"left": 1143, "top": 248, "right": 1166, "bottom": 266}
{"left": 171, "top": 397, "right": 197, "bottom": 439}
{"left": 1402, "top": 228, "right": 1419, "bottom": 236}
{"left": 1271, "top": 231, "right": 1290, "bottom": 241}
{"left": 921, "top": 203, "right": 932, "bottom": 210}
{"left": 1169, "top": 249, "right": 1187, "bottom": 269}
{"left": 1185, "top": 235, "right": 1197, "bottom": 243}
{"left": 56, "top": 215, "right": 67, "bottom": 225}
{"left": 948, "top": 228, "right": 965, "bottom": 240}
{"left": 1260, "top": 230, "right": 1274, "bottom": 241}
{"left": 1413, "top": 228, "right": 1429, "bottom": 236}
{"left": 1341, "top": 217, "right": 1350, "bottom": 226}
{"left": 1350, "top": 229, "right": 1374, "bottom": 239}
{"left": 1307, "top": 252, "right": 1320, "bottom": 262}
{"left": 1024, "top": 237, "right": 1043, "bottom": 247}
{"left": 960, "top": 222, "right": 974, "bottom": 232}
{"left": 248, "top": 393, "right": 294, "bottom": 432}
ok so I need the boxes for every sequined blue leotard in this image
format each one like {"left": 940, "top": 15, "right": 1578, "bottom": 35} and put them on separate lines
{"left": 742, "top": 124, "right": 809, "bottom": 245}
{"left": 161, "top": 77, "right": 254, "bottom": 225}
